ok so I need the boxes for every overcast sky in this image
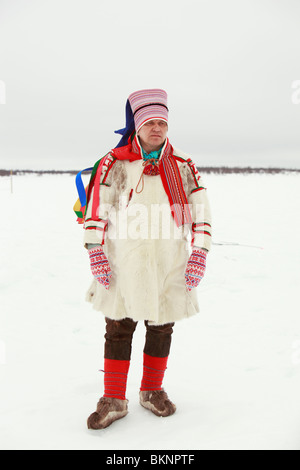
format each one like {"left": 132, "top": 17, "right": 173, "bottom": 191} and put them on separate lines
{"left": 0, "top": 0, "right": 300, "bottom": 170}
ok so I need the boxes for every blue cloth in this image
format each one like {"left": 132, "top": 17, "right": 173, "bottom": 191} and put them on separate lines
{"left": 75, "top": 166, "right": 93, "bottom": 206}
{"left": 142, "top": 147, "right": 162, "bottom": 161}
{"left": 114, "top": 99, "right": 135, "bottom": 148}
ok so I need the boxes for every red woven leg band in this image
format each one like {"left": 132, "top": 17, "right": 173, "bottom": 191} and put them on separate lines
{"left": 103, "top": 358, "right": 130, "bottom": 400}
{"left": 140, "top": 353, "right": 168, "bottom": 392}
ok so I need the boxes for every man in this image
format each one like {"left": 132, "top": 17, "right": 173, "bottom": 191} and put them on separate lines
{"left": 83, "top": 89, "right": 212, "bottom": 429}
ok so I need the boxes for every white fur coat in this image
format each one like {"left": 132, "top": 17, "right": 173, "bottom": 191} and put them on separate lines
{"left": 83, "top": 139, "right": 212, "bottom": 325}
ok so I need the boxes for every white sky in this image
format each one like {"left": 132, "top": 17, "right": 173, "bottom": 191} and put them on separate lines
{"left": 0, "top": 0, "right": 300, "bottom": 170}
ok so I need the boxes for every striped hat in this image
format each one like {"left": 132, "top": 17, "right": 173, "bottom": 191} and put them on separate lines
{"left": 128, "top": 89, "right": 168, "bottom": 132}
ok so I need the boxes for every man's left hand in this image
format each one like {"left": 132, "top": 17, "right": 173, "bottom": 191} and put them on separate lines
{"left": 185, "top": 248, "right": 207, "bottom": 291}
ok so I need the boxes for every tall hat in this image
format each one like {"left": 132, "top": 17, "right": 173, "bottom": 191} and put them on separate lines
{"left": 114, "top": 89, "right": 168, "bottom": 148}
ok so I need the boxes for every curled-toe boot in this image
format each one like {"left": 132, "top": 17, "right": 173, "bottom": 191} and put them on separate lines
{"left": 87, "top": 396, "right": 128, "bottom": 429}
{"left": 139, "top": 389, "right": 176, "bottom": 417}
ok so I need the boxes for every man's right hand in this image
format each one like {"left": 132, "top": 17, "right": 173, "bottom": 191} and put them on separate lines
{"left": 88, "top": 245, "right": 112, "bottom": 290}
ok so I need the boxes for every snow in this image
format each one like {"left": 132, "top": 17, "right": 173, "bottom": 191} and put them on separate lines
{"left": 0, "top": 171, "right": 300, "bottom": 450}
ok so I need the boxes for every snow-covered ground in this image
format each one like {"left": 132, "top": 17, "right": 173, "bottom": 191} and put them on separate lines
{"left": 0, "top": 171, "right": 300, "bottom": 450}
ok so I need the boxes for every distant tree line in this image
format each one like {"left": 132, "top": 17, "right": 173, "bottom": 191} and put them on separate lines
{"left": 0, "top": 167, "right": 299, "bottom": 177}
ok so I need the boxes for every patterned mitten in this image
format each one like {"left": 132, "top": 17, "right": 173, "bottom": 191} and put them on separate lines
{"left": 88, "top": 245, "right": 112, "bottom": 290}
{"left": 185, "top": 248, "right": 207, "bottom": 291}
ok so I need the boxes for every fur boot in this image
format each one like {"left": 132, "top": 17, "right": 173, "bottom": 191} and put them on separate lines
{"left": 139, "top": 389, "right": 176, "bottom": 417}
{"left": 87, "top": 396, "right": 128, "bottom": 429}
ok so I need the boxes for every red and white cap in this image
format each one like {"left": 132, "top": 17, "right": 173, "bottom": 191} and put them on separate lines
{"left": 128, "top": 88, "right": 168, "bottom": 132}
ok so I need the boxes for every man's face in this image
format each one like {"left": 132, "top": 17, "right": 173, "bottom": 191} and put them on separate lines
{"left": 137, "top": 119, "right": 168, "bottom": 153}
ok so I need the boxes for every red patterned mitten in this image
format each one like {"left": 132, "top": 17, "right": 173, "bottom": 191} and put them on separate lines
{"left": 88, "top": 245, "right": 112, "bottom": 290}
{"left": 185, "top": 248, "right": 207, "bottom": 291}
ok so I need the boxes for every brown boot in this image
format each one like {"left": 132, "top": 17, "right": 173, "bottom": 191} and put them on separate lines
{"left": 87, "top": 396, "right": 128, "bottom": 429}
{"left": 139, "top": 389, "right": 176, "bottom": 417}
